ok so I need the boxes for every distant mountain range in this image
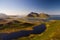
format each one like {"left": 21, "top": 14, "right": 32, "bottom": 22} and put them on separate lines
{"left": 27, "top": 12, "right": 50, "bottom": 18}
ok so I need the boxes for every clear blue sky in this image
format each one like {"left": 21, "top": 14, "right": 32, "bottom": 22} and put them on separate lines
{"left": 0, "top": 0, "right": 60, "bottom": 15}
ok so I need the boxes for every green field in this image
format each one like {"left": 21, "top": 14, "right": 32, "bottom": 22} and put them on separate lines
{"left": 0, "top": 20, "right": 60, "bottom": 40}
{"left": 16, "top": 20, "right": 60, "bottom": 40}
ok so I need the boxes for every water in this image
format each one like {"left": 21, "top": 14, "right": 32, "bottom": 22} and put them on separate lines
{"left": 48, "top": 17, "right": 60, "bottom": 20}
{"left": 31, "top": 24, "right": 46, "bottom": 34}
{"left": 0, "top": 24, "right": 46, "bottom": 40}
{"left": 48, "top": 15, "right": 60, "bottom": 20}
{"left": 0, "top": 15, "right": 60, "bottom": 40}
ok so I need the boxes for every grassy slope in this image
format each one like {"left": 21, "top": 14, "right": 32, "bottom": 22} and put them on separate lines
{"left": 17, "top": 20, "right": 60, "bottom": 40}
{"left": 0, "top": 21, "right": 35, "bottom": 33}
{"left": 0, "top": 20, "right": 60, "bottom": 40}
{"left": 30, "top": 20, "right": 60, "bottom": 40}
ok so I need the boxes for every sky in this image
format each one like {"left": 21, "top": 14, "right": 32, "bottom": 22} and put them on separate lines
{"left": 0, "top": 0, "right": 60, "bottom": 15}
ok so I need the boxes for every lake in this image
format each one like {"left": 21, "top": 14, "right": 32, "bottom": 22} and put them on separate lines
{"left": 0, "top": 24, "right": 46, "bottom": 40}
{"left": 0, "top": 15, "right": 60, "bottom": 40}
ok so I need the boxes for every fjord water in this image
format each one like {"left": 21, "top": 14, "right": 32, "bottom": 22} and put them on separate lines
{"left": 0, "top": 24, "right": 46, "bottom": 40}
{"left": 48, "top": 15, "right": 60, "bottom": 20}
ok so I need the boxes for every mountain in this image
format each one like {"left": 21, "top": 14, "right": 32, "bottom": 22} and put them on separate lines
{"left": 27, "top": 12, "right": 39, "bottom": 17}
{"left": 0, "top": 13, "right": 9, "bottom": 19}
{"left": 39, "top": 13, "right": 50, "bottom": 18}
{"left": 27, "top": 12, "right": 50, "bottom": 18}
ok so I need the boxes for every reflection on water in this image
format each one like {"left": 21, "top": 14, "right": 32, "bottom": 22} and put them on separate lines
{"left": 0, "top": 24, "right": 46, "bottom": 40}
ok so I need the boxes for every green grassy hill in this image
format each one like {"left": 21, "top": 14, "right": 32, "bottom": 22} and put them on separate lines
{"left": 0, "top": 20, "right": 60, "bottom": 40}
{"left": 16, "top": 20, "right": 60, "bottom": 40}
{"left": 32, "top": 20, "right": 60, "bottom": 40}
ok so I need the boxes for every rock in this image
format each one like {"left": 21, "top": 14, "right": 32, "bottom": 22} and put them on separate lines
{"left": 27, "top": 12, "right": 39, "bottom": 17}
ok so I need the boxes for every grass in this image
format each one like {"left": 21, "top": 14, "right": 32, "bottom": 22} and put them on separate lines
{"left": 0, "top": 20, "right": 60, "bottom": 40}
{"left": 30, "top": 20, "right": 60, "bottom": 40}
{"left": 15, "top": 20, "right": 60, "bottom": 40}
{"left": 0, "top": 21, "right": 35, "bottom": 33}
